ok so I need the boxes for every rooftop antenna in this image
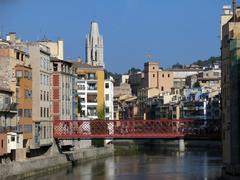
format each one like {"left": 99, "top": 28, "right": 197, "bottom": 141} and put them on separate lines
{"left": 233, "top": 0, "right": 237, "bottom": 22}
{"left": 146, "top": 49, "right": 152, "bottom": 61}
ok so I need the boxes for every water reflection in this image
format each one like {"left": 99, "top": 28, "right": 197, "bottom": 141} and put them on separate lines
{"left": 34, "top": 147, "right": 222, "bottom": 180}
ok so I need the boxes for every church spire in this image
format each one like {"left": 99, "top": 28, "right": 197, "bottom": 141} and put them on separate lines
{"left": 86, "top": 21, "right": 104, "bottom": 68}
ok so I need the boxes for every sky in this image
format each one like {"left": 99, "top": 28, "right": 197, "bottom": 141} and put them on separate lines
{"left": 0, "top": 0, "right": 232, "bottom": 73}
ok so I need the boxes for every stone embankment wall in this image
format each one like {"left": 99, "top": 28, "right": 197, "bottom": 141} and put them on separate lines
{"left": 0, "top": 146, "right": 114, "bottom": 179}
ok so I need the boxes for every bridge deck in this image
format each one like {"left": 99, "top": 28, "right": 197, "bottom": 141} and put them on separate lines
{"left": 53, "top": 119, "right": 221, "bottom": 140}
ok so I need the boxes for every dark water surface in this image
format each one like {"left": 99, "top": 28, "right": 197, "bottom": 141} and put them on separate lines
{"left": 34, "top": 146, "right": 222, "bottom": 180}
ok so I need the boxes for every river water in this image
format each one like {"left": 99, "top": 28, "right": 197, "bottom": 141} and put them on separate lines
{"left": 34, "top": 146, "right": 222, "bottom": 180}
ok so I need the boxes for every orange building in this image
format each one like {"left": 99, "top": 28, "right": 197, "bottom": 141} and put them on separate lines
{"left": 15, "top": 65, "right": 32, "bottom": 149}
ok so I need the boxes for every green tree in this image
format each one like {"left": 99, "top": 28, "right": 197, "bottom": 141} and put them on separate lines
{"left": 128, "top": 67, "right": 142, "bottom": 74}
{"left": 193, "top": 81, "right": 201, "bottom": 88}
{"left": 97, "top": 104, "right": 105, "bottom": 120}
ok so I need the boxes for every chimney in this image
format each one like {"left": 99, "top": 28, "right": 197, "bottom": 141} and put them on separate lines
{"left": 77, "top": 57, "right": 82, "bottom": 63}
{"left": 57, "top": 39, "right": 64, "bottom": 60}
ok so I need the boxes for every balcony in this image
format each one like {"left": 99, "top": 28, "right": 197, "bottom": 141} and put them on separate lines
{"left": 87, "top": 83, "right": 97, "bottom": 91}
{"left": 87, "top": 94, "right": 97, "bottom": 103}
{"left": 87, "top": 73, "right": 96, "bottom": 80}
{"left": 87, "top": 107, "right": 97, "bottom": 116}
{"left": 0, "top": 126, "right": 17, "bottom": 133}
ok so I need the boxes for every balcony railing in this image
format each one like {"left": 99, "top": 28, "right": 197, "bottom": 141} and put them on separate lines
{"left": 88, "top": 86, "right": 97, "bottom": 90}
{"left": 0, "top": 126, "right": 18, "bottom": 133}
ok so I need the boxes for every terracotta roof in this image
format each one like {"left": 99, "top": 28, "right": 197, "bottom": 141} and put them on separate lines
{"left": 50, "top": 57, "right": 73, "bottom": 64}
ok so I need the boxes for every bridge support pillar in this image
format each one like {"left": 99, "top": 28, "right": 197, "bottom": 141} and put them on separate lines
{"left": 179, "top": 139, "right": 185, "bottom": 152}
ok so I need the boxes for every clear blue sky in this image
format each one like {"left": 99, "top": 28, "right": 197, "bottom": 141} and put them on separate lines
{"left": 0, "top": 0, "right": 232, "bottom": 73}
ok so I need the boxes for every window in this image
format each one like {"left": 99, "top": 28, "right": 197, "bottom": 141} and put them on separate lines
{"left": 44, "top": 108, "right": 46, "bottom": 117}
{"left": 24, "top": 71, "right": 29, "bottom": 78}
{"left": 44, "top": 91, "right": 46, "bottom": 101}
{"left": 25, "top": 89, "right": 32, "bottom": 99}
{"left": 153, "top": 66, "right": 155, "bottom": 70}
{"left": 40, "top": 107, "right": 43, "bottom": 117}
{"left": 88, "top": 73, "right": 96, "bottom": 80}
{"left": 28, "top": 72, "right": 32, "bottom": 80}
{"left": 168, "top": 74, "right": 170, "bottom": 78}
{"left": 24, "top": 109, "right": 32, "bottom": 117}
{"left": 21, "top": 54, "right": 24, "bottom": 61}
{"left": 47, "top": 92, "right": 49, "bottom": 101}
{"left": 11, "top": 136, "right": 15, "bottom": 142}
{"left": 18, "top": 109, "right": 23, "bottom": 117}
{"left": 153, "top": 74, "right": 155, "bottom": 78}
{"left": 40, "top": 90, "right": 42, "bottom": 100}
{"left": 43, "top": 75, "right": 46, "bottom": 85}
{"left": 105, "top": 94, "right": 109, "bottom": 101}
{"left": 1, "top": 140, "right": 3, "bottom": 148}
{"left": 162, "top": 74, "right": 164, "bottom": 78}
{"left": 105, "top": 107, "right": 109, "bottom": 114}
{"left": 46, "top": 75, "right": 49, "bottom": 85}
{"left": 79, "top": 84, "right": 85, "bottom": 90}
{"left": 16, "top": 52, "right": 20, "bottom": 60}
{"left": 16, "top": 71, "right": 23, "bottom": 78}
{"left": 24, "top": 125, "right": 32, "bottom": 133}
{"left": 161, "top": 86, "right": 164, "bottom": 91}
{"left": 40, "top": 74, "right": 42, "bottom": 84}
{"left": 44, "top": 126, "right": 46, "bottom": 139}
{"left": 105, "top": 83, "right": 109, "bottom": 89}
{"left": 47, "top": 108, "right": 49, "bottom": 117}
{"left": 213, "top": 72, "right": 220, "bottom": 76}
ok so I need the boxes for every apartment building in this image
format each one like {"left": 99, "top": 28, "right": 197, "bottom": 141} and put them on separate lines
{"left": 51, "top": 57, "right": 76, "bottom": 121}
{"left": 0, "top": 33, "right": 30, "bottom": 160}
{"left": 15, "top": 65, "right": 32, "bottom": 149}
{"left": 25, "top": 43, "right": 52, "bottom": 149}
{"left": 104, "top": 77, "right": 114, "bottom": 120}
{"left": 75, "top": 63, "right": 104, "bottom": 119}
{"left": 0, "top": 88, "right": 24, "bottom": 162}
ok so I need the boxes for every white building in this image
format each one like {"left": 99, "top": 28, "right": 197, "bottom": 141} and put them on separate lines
{"left": 105, "top": 77, "right": 114, "bottom": 120}
{"left": 86, "top": 21, "right": 104, "bottom": 68}
{"left": 77, "top": 74, "right": 98, "bottom": 119}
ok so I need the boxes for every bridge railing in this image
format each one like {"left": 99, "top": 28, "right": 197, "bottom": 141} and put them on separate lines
{"left": 52, "top": 119, "right": 221, "bottom": 139}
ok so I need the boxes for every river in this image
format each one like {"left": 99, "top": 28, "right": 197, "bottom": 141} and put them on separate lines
{"left": 33, "top": 145, "right": 222, "bottom": 180}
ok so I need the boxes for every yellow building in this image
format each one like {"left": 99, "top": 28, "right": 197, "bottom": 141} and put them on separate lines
{"left": 74, "top": 62, "right": 105, "bottom": 119}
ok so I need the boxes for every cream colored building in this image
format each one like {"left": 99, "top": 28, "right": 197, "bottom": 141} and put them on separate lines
{"left": 40, "top": 39, "right": 64, "bottom": 60}
{"left": 25, "top": 42, "right": 53, "bottom": 149}
{"left": 142, "top": 61, "right": 174, "bottom": 94}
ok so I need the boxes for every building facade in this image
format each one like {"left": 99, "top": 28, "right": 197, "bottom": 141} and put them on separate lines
{"left": 75, "top": 63, "right": 105, "bottom": 119}
{"left": 104, "top": 78, "right": 114, "bottom": 120}
{"left": 15, "top": 65, "right": 33, "bottom": 149}
{"left": 26, "top": 43, "right": 52, "bottom": 149}
{"left": 221, "top": 6, "right": 240, "bottom": 176}
{"left": 40, "top": 39, "right": 64, "bottom": 60}
{"left": 51, "top": 58, "right": 76, "bottom": 121}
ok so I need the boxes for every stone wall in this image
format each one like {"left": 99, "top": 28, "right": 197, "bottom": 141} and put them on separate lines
{"left": 0, "top": 146, "right": 113, "bottom": 179}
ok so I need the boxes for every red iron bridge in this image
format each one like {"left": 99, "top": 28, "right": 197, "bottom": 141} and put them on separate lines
{"left": 53, "top": 119, "right": 221, "bottom": 140}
